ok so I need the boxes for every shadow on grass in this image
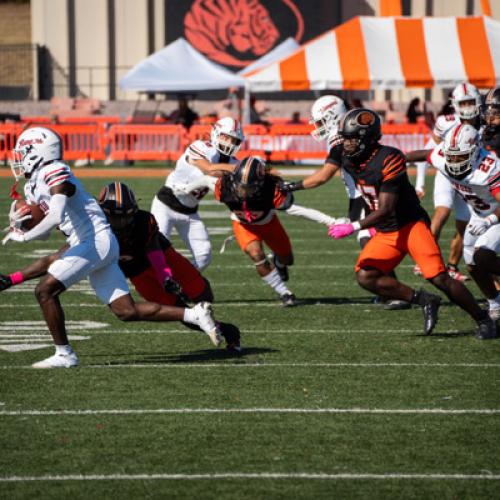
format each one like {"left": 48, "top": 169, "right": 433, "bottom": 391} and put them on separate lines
{"left": 88, "top": 346, "right": 278, "bottom": 366}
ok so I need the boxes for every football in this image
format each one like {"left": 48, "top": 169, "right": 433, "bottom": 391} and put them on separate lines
{"left": 13, "top": 199, "right": 46, "bottom": 231}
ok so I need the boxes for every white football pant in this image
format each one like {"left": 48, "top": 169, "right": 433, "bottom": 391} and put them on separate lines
{"left": 151, "top": 196, "right": 212, "bottom": 270}
{"left": 48, "top": 230, "right": 129, "bottom": 304}
{"left": 463, "top": 216, "right": 500, "bottom": 265}
{"left": 433, "top": 170, "right": 471, "bottom": 221}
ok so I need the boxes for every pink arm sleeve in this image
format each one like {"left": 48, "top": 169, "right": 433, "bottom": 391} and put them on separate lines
{"left": 146, "top": 249, "right": 173, "bottom": 284}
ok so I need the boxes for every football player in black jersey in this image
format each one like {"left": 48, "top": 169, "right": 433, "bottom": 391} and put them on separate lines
{"left": 328, "top": 108, "right": 495, "bottom": 339}
{"left": 214, "top": 156, "right": 297, "bottom": 307}
{"left": 482, "top": 87, "right": 500, "bottom": 157}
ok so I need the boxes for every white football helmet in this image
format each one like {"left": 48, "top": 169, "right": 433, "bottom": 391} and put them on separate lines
{"left": 211, "top": 117, "right": 244, "bottom": 156}
{"left": 451, "top": 83, "right": 481, "bottom": 120}
{"left": 310, "top": 95, "right": 347, "bottom": 141}
{"left": 11, "top": 126, "right": 62, "bottom": 180}
{"left": 443, "top": 123, "right": 479, "bottom": 178}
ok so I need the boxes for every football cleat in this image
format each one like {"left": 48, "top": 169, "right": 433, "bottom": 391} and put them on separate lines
{"left": 192, "top": 302, "right": 222, "bottom": 347}
{"left": 272, "top": 254, "right": 289, "bottom": 282}
{"left": 476, "top": 317, "right": 497, "bottom": 340}
{"left": 420, "top": 292, "right": 442, "bottom": 335}
{"left": 218, "top": 322, "right": 242, "bottom": 353}
{"left": 280, "top": 292, "right": 297, "bottom": 307}
{"left": 32, "top": 352, "right": 79, "bottom": 369}
{"left": 447, "top": 266, "right": 470, "bottom": 282}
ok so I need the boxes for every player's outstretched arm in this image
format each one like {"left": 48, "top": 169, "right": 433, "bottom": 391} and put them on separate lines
{"left": 0, "top": 245, "right": 67, "bottom": 291}
{"left": 285, "top": 203, "right": 337, "bottom": 226}
{"left": 190, "top": 157, "right": 236, "bottom": 176}
{"left": 281, "top": 161, "right": 339, "bottom": 193}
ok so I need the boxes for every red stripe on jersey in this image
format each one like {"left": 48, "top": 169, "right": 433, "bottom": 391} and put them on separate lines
{"left": 44, "top": 167, "right": 67, "bottom": 181}
{"left": 188, "top": 145, "right": 207, "bottom": 160}
{"left": 47, "top": 175, "right": 70, "bottom": 187}
{"left": 490, "top": 186, "right": 500, "bottom": 197}
{"left": 487, "top": 171, "right": 500, "bottom": 186}
{"left": 451, "top": 125, "right": 462, "bottom": 149}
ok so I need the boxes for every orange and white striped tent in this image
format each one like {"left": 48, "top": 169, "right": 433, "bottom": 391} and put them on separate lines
{"left": 244, "top": 16, "right": 500, "bottom": 91}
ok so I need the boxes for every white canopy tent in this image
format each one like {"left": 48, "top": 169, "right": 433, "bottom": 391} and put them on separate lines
{"left": 237, "top": 38, "right": 300, "bottom": 76}
{"left": 120, "top": 38, "right": 245, "bottom": 92}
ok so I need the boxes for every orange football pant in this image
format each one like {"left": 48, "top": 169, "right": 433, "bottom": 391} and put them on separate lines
{"left": 232, "top": 214, "right": 292, "bottom": 256}
{"left": 355, "top": 220, "right": 446, "bottom": 279}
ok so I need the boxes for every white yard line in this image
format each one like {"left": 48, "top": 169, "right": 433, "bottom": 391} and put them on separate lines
{"left": 1, "top": 362, "right": 499, "bottom": 370}
{"left": 0, "top": 408, "right": 499, "bottom": 416}
{"left": 0, "top": 472, "right": 499, "bottom": 482}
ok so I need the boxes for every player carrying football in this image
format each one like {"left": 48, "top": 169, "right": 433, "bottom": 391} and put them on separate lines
{"left": 328, "top": 109, "right": 496, "bottom": 340}
{"left": 1, "top": 127, "right": 226, "bottom": 368}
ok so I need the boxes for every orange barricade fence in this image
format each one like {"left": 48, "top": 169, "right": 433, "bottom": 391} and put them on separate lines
{"left": 107, "top": 124, "right": 187, "bottom": 161}
{"left": 0, "top": 122, "right": 431, "bottom": 164}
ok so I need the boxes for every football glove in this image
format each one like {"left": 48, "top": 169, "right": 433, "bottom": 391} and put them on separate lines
{"left": 2, "top": 229, "right": 26, "bottom": 245}
{"left": 468, "top": 214, "right": 498, "bottom": 236}
{"left": 163, "top": 276, "right": 184, "bottom": 297}
{"left": 280, "top": 180, "right": 304, "bottom": 193}
{"left": 0, "top": 273, "right": 13, "bottom": 292}
{"left": 8, "top": 200, "right": 32, "bottom": 231}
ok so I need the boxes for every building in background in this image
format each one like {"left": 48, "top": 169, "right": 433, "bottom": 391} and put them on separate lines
{"left": 0, "top": 0, "right": 499, "bottom": 102}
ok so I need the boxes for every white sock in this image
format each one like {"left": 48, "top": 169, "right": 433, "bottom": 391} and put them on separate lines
{"left": 183, "top": 307, "right": 198, "bottom": 325}
{"left": 55, "top": 344, "right": 73, "bottom": 355}
{"left": 262, "top": 268, "right": 291, "bottom": 296}
{"left": 488, "top": 293, "right": 500, "bottom": 309}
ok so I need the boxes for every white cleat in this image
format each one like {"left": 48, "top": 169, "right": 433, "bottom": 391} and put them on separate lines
{"left": 192, "top": 302, "right": 222, "bottom": 347}
{"left": 32, "top": 352, "right": 79, "bottom": 369}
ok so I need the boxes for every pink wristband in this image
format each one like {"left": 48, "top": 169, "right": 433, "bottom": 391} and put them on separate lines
{"left": 10, "top": 271, "right": 24, "bottom": 285}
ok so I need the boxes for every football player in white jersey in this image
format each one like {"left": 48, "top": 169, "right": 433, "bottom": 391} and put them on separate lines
{"left": 2, "top": 127, "right": 225, "bottom": 368}
{"left": 151, "top": 117, "right": 242, "bottom": 270}
{"left": 409, "top": 83, "right": 482, "bottom": 281}
{"left": 427, "top": 123, "right": 500, "bottom": 334}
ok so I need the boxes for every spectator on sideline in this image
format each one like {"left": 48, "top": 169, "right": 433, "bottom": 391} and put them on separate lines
{"left": 167, "top": 96, "right": 199, "bottom": 130}
{"left": 406, "top": 97, "right": 423, "bottom": 124}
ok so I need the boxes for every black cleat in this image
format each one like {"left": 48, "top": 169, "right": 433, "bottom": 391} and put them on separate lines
{"left": 218, "top": 322, "right": 242, "bottom": 353}
{"left": 273, "top": 254, "right": 289, "bottom": 282}
{"left": 421, "top": 292, "right": 441, "bottom": 335}
{"left": 280, "top": 292, "right": 297, "bottom": 307}
{"left": 476, "top": 317, "right": 498, "bottom": 340}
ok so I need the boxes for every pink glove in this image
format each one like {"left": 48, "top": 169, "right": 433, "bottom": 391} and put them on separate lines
{"left": 368, "top": 227, "right": 377, "bottom": 237}
{"left": 328, "top": 223, "right": 355, "bottom": 239}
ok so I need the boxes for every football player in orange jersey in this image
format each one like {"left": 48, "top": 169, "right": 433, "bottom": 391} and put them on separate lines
{"left": 214, "top": 156, "right": 297, "bottom": 306}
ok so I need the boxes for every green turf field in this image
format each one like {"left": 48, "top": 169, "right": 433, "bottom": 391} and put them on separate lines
{"left": 0, "top": 172, "right": 499, "bottom": 499}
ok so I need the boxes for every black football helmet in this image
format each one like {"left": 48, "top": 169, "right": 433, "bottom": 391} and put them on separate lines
{"left": 338, "top": 108, "right": 381, "bottom": 158}
{"left": 232, "top": 156, "right": 267, "bottom": 198}
{"left": 98, "top": 182, "right": 138, "bottom": 229}
{"left": 483, "top": 87, "right": 500, "bottom": 125}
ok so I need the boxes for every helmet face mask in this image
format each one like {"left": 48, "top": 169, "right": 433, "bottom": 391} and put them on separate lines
{"left": 339, "top": 109, "right": 381, "bottom": 158}
{"left": 211, "top": 117, "right": 244, "bottom": 156}
{"left": 310, "top": 95, "right": 346, "bottom": 142}
{"left": 11, "top": 127, "right": 62, "bottom": 180}
{"left": 443, "top": 124, "right": 478, "bottom": 179}
{"left": 451, "top": 83, "right": 481, "bottom": 120}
